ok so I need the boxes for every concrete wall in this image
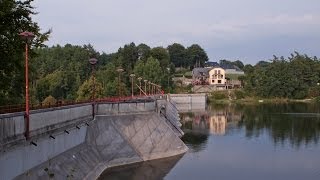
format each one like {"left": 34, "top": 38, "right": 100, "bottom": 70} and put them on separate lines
{"left": 0, "top": 101, "right": 156, "bottom": 148}
{"left": 168, "top": 94, "right": 206, "bottom": 112}
{"left": 1, "top": 100, "right": 187, "bottom": 179}
{"left": 96, "top": 101, "right": 155, "bottom": 115}
{"left": 0, "top": 103, "right": 92, "bottom": 149}
{"left": 0, "top": 125, "right": 87, "bottom": 180}
{"left": 9, "top": 113, "right": 187, "bottom": 180}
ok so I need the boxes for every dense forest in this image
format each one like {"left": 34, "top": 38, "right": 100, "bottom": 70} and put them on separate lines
{"left": 242, "top": 53, "right": 320, "bottom": 99}
{"left": 1, "top": 0, "right": 320, "bottom": 107}
{"left": 29, "top": 42, "right": 208, "bottom": 104}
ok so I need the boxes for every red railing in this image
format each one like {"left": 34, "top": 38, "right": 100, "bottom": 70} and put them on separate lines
{"left": 0, "top": 94, "right": 162, "bottom": 115}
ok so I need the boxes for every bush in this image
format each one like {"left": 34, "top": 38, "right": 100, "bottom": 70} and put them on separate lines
{"left": 211, "top": 91, "right": 227, "bottom": 100}
{"left": 42, "top": 95, "right": 57, "bottom": 106}
{"left": 314, "top": 96, "right": 320, "bottom": 103}
{"left": 234, "top": 90, "right": 246, "bottom": 99}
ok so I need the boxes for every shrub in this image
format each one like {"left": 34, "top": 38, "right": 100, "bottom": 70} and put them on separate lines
{"left": 42, "top": 95, "right": 57, "bottom": 106}
{"left": 234, "top": 90, "right": 246, "bottom": 99}
{"left": 211, "top": 91, "right": 227, "bottom": 100}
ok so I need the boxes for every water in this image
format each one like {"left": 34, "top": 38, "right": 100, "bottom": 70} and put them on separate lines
{"left": 99, "top": 103, "right": 320, "bottom": 180}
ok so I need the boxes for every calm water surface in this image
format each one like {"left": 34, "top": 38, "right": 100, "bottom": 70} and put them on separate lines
{"left": 100, "top": 103, "right": 320, "bottom": 180}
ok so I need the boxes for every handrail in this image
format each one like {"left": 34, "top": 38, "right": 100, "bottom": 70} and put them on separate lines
{"left": 0, "top": 94, "right": 161, "bottom": 115}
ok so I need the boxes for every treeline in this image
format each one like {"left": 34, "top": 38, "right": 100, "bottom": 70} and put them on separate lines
{"left": 6, "top": 42, "right": 209, "bottom": 105}
{"left": 243, "top": 52, "right": 320, "bottom": 99}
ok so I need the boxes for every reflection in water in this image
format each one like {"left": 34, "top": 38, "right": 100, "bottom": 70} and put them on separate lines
{"left": 98, "top": 155, "right": 183, "bottom": 180}
{"left": 180, "top": 103, "right": 320, "bottom": 148}
{"left": 180, "top": 105, "right": 243, "bottom": 136}
{"left": 181, "top": 133, "right": 208, "bottom": 152}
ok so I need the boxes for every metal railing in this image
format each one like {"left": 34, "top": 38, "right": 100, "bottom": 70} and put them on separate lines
{"left": 0, "top": 94, "right": 160, "bottom": 115}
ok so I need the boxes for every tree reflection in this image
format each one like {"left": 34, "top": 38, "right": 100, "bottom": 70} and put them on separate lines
{"left": 237, "top": 103, "right": 320, "bottom": 148}
{"left": 181, "top": 132, "right": 208, "bottom": 152}
{"left": 180, "top": 103, "right": 320, "bottom": 148}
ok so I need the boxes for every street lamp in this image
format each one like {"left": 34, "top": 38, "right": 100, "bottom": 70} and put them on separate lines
{"left": 89, "top": 58, "right": 98, "bottom": 118}
{"left": 144, "top": 80, "right": 148, "bottom": 96}
{"left": 116, "top": 68, "right": 124, "bottom": 97}
{"left": 137, "top": 77, "right": 142, "bottom": 96}
{"left": 167, "top": 67, "right": 170, "bottom": 93}
{"left": 89, "top": 58, "right": 98, "bottom": 101}
{"left": 19, "top": 31, "right": 35, "bottom": 140}
{"left": 130, "top": 74, "right": 135, "bottom": 97}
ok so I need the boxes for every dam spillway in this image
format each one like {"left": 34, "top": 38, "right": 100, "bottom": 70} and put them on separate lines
{"left": 0, "top": 98, "right": 189, "bottom": 179}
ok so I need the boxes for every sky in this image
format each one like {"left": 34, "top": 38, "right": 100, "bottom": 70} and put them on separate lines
{"left": 32, "top": 0, "right": 320, "bottom": 64}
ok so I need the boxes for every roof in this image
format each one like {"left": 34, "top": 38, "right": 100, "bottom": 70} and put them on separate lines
{"left": 192, "top": 68, "right": 211, "bottom": 77}
{"left": 220, "top": 64, "right": 243, "bottom": 71}
{"left": 205, "top": 61, "right": 220, "bottom": 67}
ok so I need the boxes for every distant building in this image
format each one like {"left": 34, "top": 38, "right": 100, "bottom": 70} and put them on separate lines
{"left": 191, "top": 61, "right": 244, "bottom": 91}
{"left": 208, "top": 67, "right": 226, "bottom": 90}
{"left": 220, "top": 64, "right": 245, "bottom": 75}
{"left": 205, "top": 61, "right": 219, "bottom": 68}
{"left": 192, "top": 68, "right": 210, "bottom": 85}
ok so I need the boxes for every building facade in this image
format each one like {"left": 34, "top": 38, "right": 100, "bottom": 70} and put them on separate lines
{"left": 208, "top": 67, "right": 226, "bottom": 85}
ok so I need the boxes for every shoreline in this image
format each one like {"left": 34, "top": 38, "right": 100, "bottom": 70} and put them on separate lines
{"left": 208, "top": 97, "right": 318, "bottom": 105}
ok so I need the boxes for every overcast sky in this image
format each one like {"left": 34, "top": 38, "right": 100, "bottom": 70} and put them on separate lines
{"left": 33, "top": 0, "right": 320, "bottom": 64}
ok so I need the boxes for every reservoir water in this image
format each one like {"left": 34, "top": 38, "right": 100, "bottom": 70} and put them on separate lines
{"left": 99, "top": 103, "right": 320, "bottom": 180}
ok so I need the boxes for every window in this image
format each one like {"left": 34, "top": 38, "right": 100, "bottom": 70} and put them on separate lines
{"left": 218, "top": 70, "right": 221, "bottom": 74}
{"left": 218, "top": 80, "right": 221, "bottom": 84}
{"left": 212, "top": 80, "right": 215, "bottom": 83}
{"left": 214, "top": 70, "right": 217, "bottom": 74}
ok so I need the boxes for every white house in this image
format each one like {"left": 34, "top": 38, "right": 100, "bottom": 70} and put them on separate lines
{"left": 208, "top": 67, "right": 226, "bottom": 85}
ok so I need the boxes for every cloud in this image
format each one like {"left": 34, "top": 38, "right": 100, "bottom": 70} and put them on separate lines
{"left": 32, "top": 0, "right": 320, "bottom": 63}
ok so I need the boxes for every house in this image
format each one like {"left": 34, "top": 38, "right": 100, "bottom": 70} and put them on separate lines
{"left": 192, "top": 68, "right": 210, "bottom": 85}
{"left": 208, "top": 67, "right": 226, "bottom": 85}
{"left": 191, "top": 61, "right": 244, "bottom": 91}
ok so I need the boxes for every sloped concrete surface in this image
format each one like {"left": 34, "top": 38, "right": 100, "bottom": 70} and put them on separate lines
{"left": 13, "top": 113, "right": 187, "bottom": 179}
{"left": 98, "top": 154, "right": 184, "bottom": 180}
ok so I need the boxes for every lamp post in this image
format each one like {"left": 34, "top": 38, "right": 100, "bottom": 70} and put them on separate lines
{"left": 89, "top": 58, "right": 98, "bottom": 118}
{"left": 167, "top": 67, "right": 170, "bottom": 93}
{"left": 89, "top": 58, "right": 98, "bottom": 101}
{"left": 19, "top": 31, "right": 35, "bottom": 140}
{"left": 130, "top": 74, "right": 135, "bottom": 97}
{"left": 137, "top": 77, "right": 142, "bottom": 96}
{"left": 144, "top": 80, "right": 148, "bottom": 95}
{"left": 116, "top": 68, "right": 124, "bottom": 97}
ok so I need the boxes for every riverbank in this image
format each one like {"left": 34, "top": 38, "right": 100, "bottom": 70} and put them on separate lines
{"left": 208, "top": 97, "right": 319, "bottom": 105}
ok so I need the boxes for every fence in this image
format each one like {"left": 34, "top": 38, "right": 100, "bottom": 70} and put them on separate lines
{"left": 0, "top": 95, "right": 158, "bottom": 115}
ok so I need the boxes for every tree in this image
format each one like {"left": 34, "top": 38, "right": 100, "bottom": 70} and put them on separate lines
{"left": 143, "top": 57, "right": 163, "bottom": 84}
{"left": 167, "top": 43, "right": 186, "bottom": 67}
{"left": 0, "top": 0, "right": 50, "bottom": 105}
{"left": 117, "top": 42, "right": 138, "bottom": 72}
{"left": 150, "top": 47, "right": 170, "bottom": 70}
{"left": 76, "top": 76, "right": 103, "bottom": 101}
{"left": 137, "top": 43, "right": 151, "bottom": 62}
{"left": 233, "top": 60, "right": 244, "bottom": 70}
{"left": 186, "top": 44, "right": 209, "bottom": 68}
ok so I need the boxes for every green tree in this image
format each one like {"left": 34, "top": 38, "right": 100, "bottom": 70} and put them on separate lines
{"left": 137, "top": 43, "right": 151, "bottom": 62}
{"left": 167, "top": 43, "right": 186, "bottom": 67}
{"left": 117, "top": 42, "right": 138, "bottom": 72}
{"left": 76, "top": 76, "right": 103, "bottom": 101}
{"left": 143, "top": 57, "right": 163, "bottom": 84}
{"left": 186, "top": 44, "right": 209, "bottom": 68}
{"left": 0, "top": 0, "right": 50, "bottom": 105}
{"left": 150, "top": 47, "right": 170, "bottom": 70}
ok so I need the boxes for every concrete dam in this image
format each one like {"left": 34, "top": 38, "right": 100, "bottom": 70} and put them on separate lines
{"left": 0, "top": 96, "right": 196, "bottom": 180}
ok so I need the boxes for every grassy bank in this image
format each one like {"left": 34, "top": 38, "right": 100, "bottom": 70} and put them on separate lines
{"left": 208, "top": 90, "right": 320, "bottom": 105}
